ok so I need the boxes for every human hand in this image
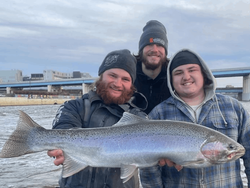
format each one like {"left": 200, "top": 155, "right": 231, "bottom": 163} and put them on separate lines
{"left": 158, "top": 158, "right": 183, "bottom": 171}
{"left": 47, "top": 149, "right": 64, "bottom": 166}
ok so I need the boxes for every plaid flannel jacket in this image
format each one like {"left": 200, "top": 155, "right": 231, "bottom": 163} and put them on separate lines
{"left": 140, "top": 94, "right": 250, "bottom": 188}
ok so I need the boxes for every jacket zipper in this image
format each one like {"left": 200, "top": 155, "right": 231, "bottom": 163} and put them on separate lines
{"left": 150, "top": 85, "right": 152, "bottom": 97}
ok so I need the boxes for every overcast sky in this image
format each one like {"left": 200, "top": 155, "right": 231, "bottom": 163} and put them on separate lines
{"left": 1, "top": 0, "right": 250, "bottom": 87}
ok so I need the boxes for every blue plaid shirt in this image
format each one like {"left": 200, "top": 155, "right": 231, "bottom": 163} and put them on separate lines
{"left": 140, "top": 94, "right": 250, "bottom": 188}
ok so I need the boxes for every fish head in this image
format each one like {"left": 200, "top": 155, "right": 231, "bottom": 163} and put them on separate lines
{"left": 200, "top": 135, "right": 245, "bottom": 165}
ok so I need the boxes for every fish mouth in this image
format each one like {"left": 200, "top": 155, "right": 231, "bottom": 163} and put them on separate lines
{"left": 227, "top": 148, "right": 245, "bottom": 160}
{"left": 227, "top": 152, "right": 236, "bottom": 160}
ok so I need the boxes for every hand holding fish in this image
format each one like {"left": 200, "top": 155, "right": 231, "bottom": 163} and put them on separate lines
{"left": 159, "top": 158, "right": 183, "bottom": 171}
{"left": 47, "top": 149, "right": 64, "bottom": 166}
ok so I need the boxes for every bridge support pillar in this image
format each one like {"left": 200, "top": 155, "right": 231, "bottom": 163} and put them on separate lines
{"left": 82, "top": 83, "right": 89, "bottom": 94}
{"left": 6, "top": 87, "right": 12, "bottom": 94}
{"left": 48, "top": 85, "right": 52, "bottom": 92}
{"left": 242, "top": 74, "right": 250, "bottom": 101}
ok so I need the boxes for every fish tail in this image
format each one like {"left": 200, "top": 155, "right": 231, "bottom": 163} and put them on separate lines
{"left": 0, "top": 111, "right": 45, "bottom": 158}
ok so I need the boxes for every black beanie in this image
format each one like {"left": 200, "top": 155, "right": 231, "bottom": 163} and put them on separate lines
{"left": 170, "top": 50, "right": 201, "bottom": 74}
{"left": 139, "top": 20, "right": 168, "bottom": 55}
{"left": 98, "top": 49, "right": 136, "bottom": 83}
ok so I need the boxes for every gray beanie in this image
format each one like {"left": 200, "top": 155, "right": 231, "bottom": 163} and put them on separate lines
{"left": 139, "top": 20, "right": 168, "bottom": 55}
{"left": 98, "top": 49, "right": 136, "bottom": 83}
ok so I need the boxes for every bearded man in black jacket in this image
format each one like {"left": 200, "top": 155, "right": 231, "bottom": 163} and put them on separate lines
{"left": 134, "top": 20, "right": 171, "bottom": 114}
{"left": 47, "top": 49, "right": 147, "bottom": 188}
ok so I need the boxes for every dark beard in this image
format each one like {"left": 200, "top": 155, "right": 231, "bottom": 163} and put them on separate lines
{"left": 142, "top": 51, "right": 167, "bottom": 70}
{"left": 95, "top": 79, "right": 135, "bottom": 105}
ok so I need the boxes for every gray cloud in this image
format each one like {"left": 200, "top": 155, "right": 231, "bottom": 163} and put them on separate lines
{"left": 0, "top": 0, "right": 249, "bottom": 87}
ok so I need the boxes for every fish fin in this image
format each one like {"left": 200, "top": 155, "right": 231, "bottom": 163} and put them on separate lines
{"left": 113, "top": 112, "right": 146, "bottom": 127}
{"left": 120, "top": 164, "right": 138, "bottom": 183}
{"left": 61, "top": 152, "right": 88, "bottom": 178}
{"left": 130, "top": 168, "right": 140, "bottom": 188}
{"left": 0, "top": 111, "right": 43, "bottom": 158}
{"left": 18, "top": 110, "right": 45, "bottom": 129}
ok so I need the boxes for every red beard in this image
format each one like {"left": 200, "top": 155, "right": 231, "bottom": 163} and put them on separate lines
{"left": 95, "top": 79, "right": 135, "bottom": 105}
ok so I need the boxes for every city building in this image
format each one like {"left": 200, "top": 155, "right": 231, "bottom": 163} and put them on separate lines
{"left": 43, "top": 70, "right": 92, "bottom": 80}
{"left": 43, "top": 70, "right": 71, "bottom": 80}
{"left": 0, "top": 69, "right": 92, "bottom": 83}
{"left": 0, "top": 70, "right": 23, "bottom": 83}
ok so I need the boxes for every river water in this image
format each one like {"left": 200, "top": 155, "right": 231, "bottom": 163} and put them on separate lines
{"left": 0, "top": 102, "right": 249, "bottom": 188}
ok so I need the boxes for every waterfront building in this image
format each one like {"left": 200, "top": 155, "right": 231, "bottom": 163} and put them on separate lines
{"left": 0, "top": 70, "right": 23, "bottom": 83}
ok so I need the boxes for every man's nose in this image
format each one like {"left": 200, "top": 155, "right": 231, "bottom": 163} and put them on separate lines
{"left": 114, "top": 78, "right": 122, "bottom": 86}
{"left": 183, "top": 72, "right": 191, "bottom": 80}
{"left": 151, "top": 44, "right": 158, "bottom": 51}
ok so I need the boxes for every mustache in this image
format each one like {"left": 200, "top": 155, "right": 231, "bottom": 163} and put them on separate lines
{"left": 110, "top": 84, "right": 123, "bottom": 91}
{"left": 147, "top": 51, "right": 162, "bottom": 56}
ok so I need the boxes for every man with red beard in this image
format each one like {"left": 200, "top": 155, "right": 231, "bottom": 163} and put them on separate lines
{"left": 134, "top": 20, "right": 171, "bottom": 114}
{"left": 47, "top": 49, "right": 147, "bottom": 188}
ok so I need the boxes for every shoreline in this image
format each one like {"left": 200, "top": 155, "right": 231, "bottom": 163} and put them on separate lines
{"left": 0, "top": 97, "right": 71, "bottom": 106}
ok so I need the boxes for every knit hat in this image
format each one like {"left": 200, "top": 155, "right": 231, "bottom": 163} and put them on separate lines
{"left": 170, "top": 50, "right": 201, "bottom": 73}
{"left": 98, "top": 49, "right": 136, "bottom": 83}
{"left": 139, "top": 20, "right": 168, "bottom": 54}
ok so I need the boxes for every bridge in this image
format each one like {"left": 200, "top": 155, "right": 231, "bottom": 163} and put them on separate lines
{"left": 1, "top": 67, "right": 250, "bottom": 100}
{"left": 212, "top": 67, "right": 250, "bottom": 101}
{"left": 0, "top": 78, "right": 98, "bottom": 96}
{"left": 212, "top": 67, "right": 250, "bottom": 78}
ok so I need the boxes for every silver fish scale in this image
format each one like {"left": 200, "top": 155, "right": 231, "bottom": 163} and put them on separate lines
{"left": 32, "top": 121, "right": 216, "bottom": 167}
{"left": 0, "top": 111, "right": 245, "bottom": 178}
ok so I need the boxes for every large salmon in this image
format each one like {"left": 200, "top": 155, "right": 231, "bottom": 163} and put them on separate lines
{"left": 0, "top": 111, "right": 245, "bottom": 183}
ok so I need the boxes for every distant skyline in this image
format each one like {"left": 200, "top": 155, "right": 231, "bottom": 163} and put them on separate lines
{"left": 1, "top": 0, "right": 250, "bottom": 87}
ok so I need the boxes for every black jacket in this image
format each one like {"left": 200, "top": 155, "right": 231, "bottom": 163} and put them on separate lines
{"left": 134, "top": 60, "right": 171, "bottom": 114}
{"left": 52, "top": 90, "right": 147, "bottom": 188}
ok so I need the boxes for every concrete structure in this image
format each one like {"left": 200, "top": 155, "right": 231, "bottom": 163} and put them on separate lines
{"left": 243, "top": 75, "right": 250, "bottom": 101}
{"left": 212, "top": 67, "right": 250, "bottom": 101}
{"left": 0, "top": 70, "right": 23, "bottom": 83}
{"left": 43, "top": 70, "right": 92, "bottom": 81}
{"left": 0, "top": 97, "right": 71, "bottom": 106}
{"left": 0, "top": 78, "right": 97, "bottom": 95}
{"left": 43, "top": 70, "right": 71, "bottom": 80}
{"left": 30, "top": 73, "right": 44, "bottom": 80}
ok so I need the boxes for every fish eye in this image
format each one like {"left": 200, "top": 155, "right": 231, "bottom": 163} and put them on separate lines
{"left": 228, "top": 144, "right": 235, "bottom": 150}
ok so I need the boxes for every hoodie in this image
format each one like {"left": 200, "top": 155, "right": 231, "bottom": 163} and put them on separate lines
{"left": 167, "top": 49, "right": 230, "bottom": 125}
